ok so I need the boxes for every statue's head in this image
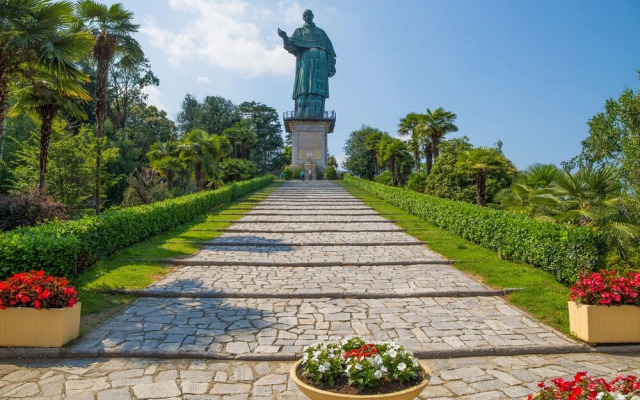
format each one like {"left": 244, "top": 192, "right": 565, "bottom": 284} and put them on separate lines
{"left": 303, "top": 9, "right": 314, "bottom": 24}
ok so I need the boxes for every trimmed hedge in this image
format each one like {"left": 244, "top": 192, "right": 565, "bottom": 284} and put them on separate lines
{"left": 0, "top": 175, "right": 273, "bottom": 279}
{"left": 344, "top": 175, "right": 606, "bottom": 283}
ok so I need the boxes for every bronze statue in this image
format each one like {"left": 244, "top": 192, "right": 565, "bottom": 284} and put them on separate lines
{"left": 278, "top": 9, "right": 336, "bottom": 118}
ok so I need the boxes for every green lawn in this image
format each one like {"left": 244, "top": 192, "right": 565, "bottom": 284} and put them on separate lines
{"left": 72, "top": 182, "right": 280, "bottom": 328}
{"left": 338, "top": 181, "right": 572, "bottom": 335}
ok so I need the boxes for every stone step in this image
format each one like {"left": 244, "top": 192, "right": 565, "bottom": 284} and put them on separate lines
{"left": 144, "top": 264, "right": 492, "bottom": 295}
{"left": 237, "top": 215, "right": 390, "bottom": 222}
{"left": 216, "top": 222, "right": 404, "bottom": 232}
{"left": 69, "top": 297, "right": 577, "bottom": 359}
{"left": 219, "top": 228, "right": 406, "bottom": 233}
{"left": 186, "top": 243, "right": 448, "bottom": 264}
{"left": 227, "top": 219, "right": 398, "bottom": 223}
{"left": 162, "top": 260, "right": 453, "bottom": 267}
{"left": 209, "top": 231, "right": 420, "bottom": 244}
{"left": 223, "top": 212, "right": 402, "bottom": 216}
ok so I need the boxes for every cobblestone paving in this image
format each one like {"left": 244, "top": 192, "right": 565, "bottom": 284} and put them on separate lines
{"left": 2, "top": 353, "right": 639, "bottom": 399}
{"left": 204, "top": 231, "right": 420, "bottom": 245}
{"left": 222, "top": 222, "right": 403, "bottom": 232}
{"left": 189, "top": 244, "right": 448, "bottom": 264}
{"left": 73, "top": 297, "right": 572, "bottom": 356}
{"left": 148, "top": 265, "right": 487, "bottom": 295}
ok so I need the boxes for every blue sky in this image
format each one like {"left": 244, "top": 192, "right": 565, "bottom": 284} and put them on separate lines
{"left": 110, "top": 0, "right": 640, "bottom": 169}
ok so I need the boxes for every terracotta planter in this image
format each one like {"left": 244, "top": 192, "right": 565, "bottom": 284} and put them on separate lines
{"left": 0, "top": 303, "right": 81, "bottom": 347}
{"left": 290, "top": 359, "right": 431, "bottom": 400}
{"left": 568, "top": 301, "right": 640, "bottom": 344}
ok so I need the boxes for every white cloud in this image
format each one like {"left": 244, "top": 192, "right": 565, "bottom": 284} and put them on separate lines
{"left": 142, "top": 86, "right": 170, "bottom": 113}
{"left": 141, "top": 0, "right": 299, "bottom": 77}
{"left": 278, "top": 0, "right": 304, "bottom": 25}
{"left": 196, "top": 75, "right": 212, "bottom": 84}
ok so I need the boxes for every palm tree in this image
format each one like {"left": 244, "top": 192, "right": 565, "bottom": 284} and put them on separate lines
{"left": 179, "top": 129, "right": 231, "bottom": 191}
{"left": 423, "top": 107, "right": 458, "bottom": 160}
{"left": 456, "top": 147, "right": 509, "bottom": 206}
{"left": 0, "top": 0, "right": 86, "bottom": 157}
{"left": 378, "top": 136, "right": 410, "bottom": 186}
{"left": 75, "top": 0, "right": 143, "bottom": 213}
{"left": 364, "top": 130, "right": 383, "bottom": 176}
{"left": 327, "top": 155, "right": 338, "bottom": 168}
{"left": 147, "top": 141, "right": 184, "bottom": 192}
{"left": 495, "top": 163, "right": 560, "bottom": 219}
{"left": 398, "top": 112, "right": 424, "bottom": 172}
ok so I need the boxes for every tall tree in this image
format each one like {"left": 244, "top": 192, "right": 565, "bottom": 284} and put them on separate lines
{"left": 196, "top": 95, "right": 239, "bottom": 136}
{"left": 377, "top": 136, "right": 411, "bottom": 186}
{"left": 423, "top": 107, "right": 458, "bottom": 160}
{"left": 342, "top": 125, "right": 381, "bottom": 180}
{"left": 108, "top": 57, "right": 158, "bottom": 130}
{"left": 0, "top": 0, "right": 88, "bottom": 158}
{"left": 75, "top": 0, "right": 143, "bottom": 213}
{"left": 456, "top": 147, "right": 510, "bottom": 206}
{"left": 398, "top": 112, "right": 423, "bottom": 172}
{"left": 238, "top": 101, "right": 283, "bottom": 172}
{"left": 176, "top": 93, "right": 199, "bottom": 134}
{"left": 364, "top": 130, "right": 383, "bottom": 176}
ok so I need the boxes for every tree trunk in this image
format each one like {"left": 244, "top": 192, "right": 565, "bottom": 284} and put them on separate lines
{"left": 166, "top": 170, "right": 175, "bottom": 193}
{"left": 37, "top": 105, "right": 58, "bottom": 192}
{"left": 424, "top": 143, "right": 433, "bottom": 176}
{"left": 413, "top": 149, "right": 420, "bottom": 172}
{"left": 94, "top": 35, "right": 113, "bottom": 214}
{"left": 476, "top": 170, "right": 487, "bottom": 206}
{"left": 0, "top": 72, "right": 8, "bottom": 161}
{"left": 194, "top": 162, "right": 205, "bottom": 191}
{"left": 432, "top": 135, "right": 441, "bottom": 159}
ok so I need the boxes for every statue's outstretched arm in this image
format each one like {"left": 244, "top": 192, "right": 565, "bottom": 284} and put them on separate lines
{"left": 278, "top": 28, "right": 297, "bottom": 54}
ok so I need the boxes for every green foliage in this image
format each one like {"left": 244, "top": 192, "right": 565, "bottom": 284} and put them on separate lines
{"left": 374, "top": 171, "right": 392, "bottom": 185}
{"left": 342, "top": 125, "right": 380, "bottom": 180}
{"left": 456, "top": 146, "right": 515, "bottom": 206}
{"left": 344, "top": 175, "right": 606, "bottom": 284}
{"left": 220, "top": 158, "right": 259, "bottom": 183}
{"left": 0, "top": 175, "right": 273, "bottom": 279}
{"left": 425, "top": 137, "right": 515, "bottom": 203}
{"left": 283, "top": 166, "right": 293, "bottom": 180}
{"left": 327, "top": 155, "right": 338, "bottom": 168}
{"left": 325, "top": 166, "right": 338, "bottom": 180}
{"left": 406, "top": 172, "right": 426, "bottom": 193}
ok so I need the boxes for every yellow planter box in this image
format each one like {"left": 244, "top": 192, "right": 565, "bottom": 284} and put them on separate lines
{"left": 568, "top": 301, "right": 640, "bottom": 344}
{"left": 0, "top": 303, "right": 81, "bottom": 348}
{"left": 290, "top": 359, "right": 431, "bottom": 400}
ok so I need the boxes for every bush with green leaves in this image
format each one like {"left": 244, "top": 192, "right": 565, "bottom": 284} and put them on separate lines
{"left": 344, "top": 175, "right": 606, "bottom": 283}
{"left": 0, "top": 175, "right": 273, "bottom": 279}
{"left": 325, "top": 166, "right": 338, "bottom": 180}
{"left": 283, "top": 167, "right": 293, "bottom": 180}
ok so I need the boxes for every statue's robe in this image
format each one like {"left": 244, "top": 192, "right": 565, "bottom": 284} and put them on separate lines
{"left": 284, "top": 23, "right": 336, "bottom": 101}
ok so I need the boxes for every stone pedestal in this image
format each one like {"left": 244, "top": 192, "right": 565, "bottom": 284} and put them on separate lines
{"left": 286, "top": 120, "right": 333, "bottom": 170}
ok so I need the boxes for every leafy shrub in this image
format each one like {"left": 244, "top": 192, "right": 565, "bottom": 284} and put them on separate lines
{"left": 221, "top": 159, "right": 259, "bottom": 183}
{"left": 0, "top": 191, "right": 68, "bottom": 231}
{"left": 283, "top": 167, "right": 293, "bottom": 180}
{"left": 406, "top": 172, "right": 426, "bottom": 193}
{"left": 0, "top": 175, "right": 273, "bottom": 279}
{"left": 344, "top": 175, "right": 606, "bottom": 283}
{"left": 373, "top": 171, "right": 392, "bottom": 186}
{"left": 325, "top": 166, "right": 338, "bottom": 180}
{"left": 0, "top": 270, "right": 78, "bottom": 309}
{"left": 123, "top": 168, "right": 171, "bottom": 206}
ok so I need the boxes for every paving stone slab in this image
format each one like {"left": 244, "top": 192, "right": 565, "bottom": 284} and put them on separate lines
{"left": 237, "top": 215, "right": 390, "bottom": 222}
{"left": 147, "top": 265, "right": 490, "bottom": 295}
{"left": 2, "top": 353, "right": 639, "bottom": 399}
{"left": 71, "top": 297, "right": 573, "bottom": 357}
{"left": 206, "top": 231, "right": 420, "bottom": 245}
{"left": 187, "top": 244, "right": 448, "bottom": 264}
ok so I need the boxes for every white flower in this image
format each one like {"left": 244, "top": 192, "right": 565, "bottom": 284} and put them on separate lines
{"left": 318, "top": 365, "right": 326, "bottom": 373}
{"left": 387, "top": 349, "right": 397, "bottom": 358}
{"left": 412, "top": 358, "right": 419, "bottom": 367}
{"left": 323, "top": 362, "right": 330, "bottom": 369}
{"left": 355, "top": 363, "right": 362, "bottom": 371}
{"left": 345, "top": 364, "right": 352, "bottom": 373}
{"left": 374, "top": 355, "right": 383, "bottom": 365}
{"left": 374, "top": 370, "right": 382, "bottom": 379}
{"left": 381, "top": 365, "right": 388, "bottom": 373}
{"left": 397, "top": 362, "right": 406, "bottom": 371}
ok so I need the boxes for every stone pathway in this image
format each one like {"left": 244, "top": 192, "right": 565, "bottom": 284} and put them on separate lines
{"left": 1, "top": 353, "right": 639, "bottom": 399}
{"left": 1, "top": 181, "right": 639, "bottom": 399}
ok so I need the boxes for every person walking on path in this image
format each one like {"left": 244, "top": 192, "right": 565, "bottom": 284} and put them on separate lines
{"left": 308, "top": 169, "right": 313, "bottom": 181}
{"left": 300, "top": 170, "right": 305, "bottom": 181}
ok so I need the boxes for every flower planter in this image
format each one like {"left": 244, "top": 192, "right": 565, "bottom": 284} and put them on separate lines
{"left": 0, "top": 303, "right": 81, "bottom": 347}
{"left": 568, "top": 301, "right": 640, "bottom": 344}
{"left": 290, "top": 359, "right": 431, "bottom": 400}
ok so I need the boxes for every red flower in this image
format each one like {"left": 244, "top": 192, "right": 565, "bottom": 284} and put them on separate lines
{"left": 0, "top": 270, "right": 78, "bottom": 309}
